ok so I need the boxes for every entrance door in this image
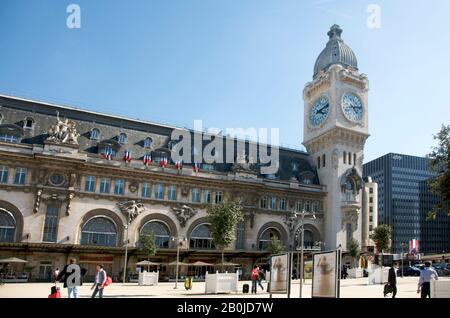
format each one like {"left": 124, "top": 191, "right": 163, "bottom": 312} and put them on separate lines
{"left": 38, "top": 262, "right": 53, "bottom": 282}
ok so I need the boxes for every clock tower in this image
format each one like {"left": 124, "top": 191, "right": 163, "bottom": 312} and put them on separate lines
{"left": 303, "top": 25, "right": 370, "bottom": 251}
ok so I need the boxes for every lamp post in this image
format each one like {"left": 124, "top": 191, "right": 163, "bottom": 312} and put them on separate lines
{"left": 172, "top": 236, "right": 186, "bottom": 289}
{"left": 122, "top": 211, "right": 131, "bottom": 284}
{"left": 401, "top": 242, "right": 407, "bottom": 278}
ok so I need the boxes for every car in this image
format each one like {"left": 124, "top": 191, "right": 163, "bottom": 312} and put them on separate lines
{"left": 401, "top": 267, "right": 421, "bottom": 276}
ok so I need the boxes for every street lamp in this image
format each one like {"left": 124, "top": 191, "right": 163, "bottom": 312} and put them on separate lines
{"left": 122, "top": 211, "right": 131, "bottom": 284}
{"left": 401, "top": 242, "right": 407, "bottom": 278}
{"left": 172, "top": 236, "right": 186, "bottom": 289}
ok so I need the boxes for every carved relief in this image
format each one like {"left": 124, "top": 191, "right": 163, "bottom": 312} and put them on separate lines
{"left": 117, "top": 200, "right": 145, "bottom": 223}
{"left": 66, "top": 192, "right": 74, "bottom": 215}
{"left": 128, "top": 181, "right": 139, "bottom": 193}
{"left": 46, "top": 111, "right": 80, "bottom": 145}
{"left": 171, "top": 205, "right": 198, "bottom": 227}
{"left": 34, "top": 189, "right": 43, "bottom": 213}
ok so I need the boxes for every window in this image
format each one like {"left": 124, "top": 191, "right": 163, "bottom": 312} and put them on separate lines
{"left": 353, "top": 153, "right": 357, "bottom": 166}
{"left": 280, "top": 197, "right": 286, "bottom": 210}
{"left": 99, "top": 178, "right": 111, "bottom": 193}
{"left": 191, "top": 188, "right": 200, "bottom": 203}
{"left": 118, "top": 133, "right": 127, "bottom": 145}
{"left": 14, "top": 168, "right": 27, "bottom": 185}
{"left": 235, "top": 222, "right": 245, "bottom": 249}
{"left": 312, "top": 201, "right": 319, "bottom": 213}
{"left": 204, "top": 190, "right": 211, "bottom": 204}
{"left": 143, "top": 137, "right": 152, "bottom": 148}
{"left": 369, "top": 197, "right": 373, "bottom": 203}
{"left": 190, "top": 224, "right": 214, "bottom": 249}
{"left": 90, "top": 128, "right": 100, "bottom": 140}
{"left": 114, "top": 179, "right": 125, "bottom": 195}
{"left": 369, "top": 216, "right": 373, "bottom": 222}
{"left": 215, "top": 191, "right": 223, "bottom": 204}
{"left": 0, "top": 209, "right": 16, "bottom": 242}
{"left": 168, "top": 185, "right": 177, "bottom": 201}
{"left": 260, "top": 196, "right": 268, "bottom": 209}
{"left": 296, "top": 200, "right": 303, "bottom": 212}
{"left": 0, "top": 166, "right": 8, "bottom": 183}
{"left": 80, "top": 217, "right": 117, "bottom": 247}
{"left": 84, "top": 176, "right": 96, "bottom": 192}
{"left": 369, "top": 207, "right": 373, "bottom": 213}
{"left": 305, "top": 200, "right": 311, "bottom": 212}
{"left": 155, "top": 184, "right": 164, "bottom": 200}
{"left": 317, "top": 156, "right": 321, "bottom": 169}
{"left": 0, "top": 113, "right": 3, "bottom": 124}
{"left": 43, "top": 204, "right": 59, "bottom": 242}
{"left": 140, "top": 221, "right": 170, "bottom": 248}
{"left": 0, "top": 134, "right": 19, "bottom": 143}
{"left": 348, "top": 152, "right": 352, "bottom": 165}
{"left": 99, "top": 147, "right": 116, "bottom": 157}
{"left": 141, "top": 183, "right": 151, "bottom": 198}
{"left": 258, "top": 228, "right": 280, "bottom": 250}
{"left": 322, "top": 154, "right": 326, "bottom": 167}
{"left": 343, "top": 151, "right": 347, "bottom": 164}
{"left": 270, "top": 197, "right": 277, "bottom": 210}
{"left": 23, "top": 117, "right": 34, "bottom": 129}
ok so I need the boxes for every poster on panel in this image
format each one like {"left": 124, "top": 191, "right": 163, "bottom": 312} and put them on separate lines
{"left": 312, "top": 250, "right": 339, "bottom": 298}
{"left": 268, "top": 253, "right": 289, "bottom": 294}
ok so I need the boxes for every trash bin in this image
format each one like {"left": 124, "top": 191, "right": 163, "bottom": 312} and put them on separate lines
{"left": 184, "top": 276, "right": 193, "bottom": 290}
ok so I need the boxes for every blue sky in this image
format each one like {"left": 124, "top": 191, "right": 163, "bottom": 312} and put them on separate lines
{"left": 0, "top": 0, "right": 449, "bottom": 162}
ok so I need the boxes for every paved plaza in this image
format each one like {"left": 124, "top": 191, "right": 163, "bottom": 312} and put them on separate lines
{"left": 1, "top": 277, "right": 445, "bottom": 298}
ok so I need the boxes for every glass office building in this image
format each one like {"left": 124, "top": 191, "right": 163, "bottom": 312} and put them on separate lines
{"left": 363, "top": 153, "right": 449, "bottom": 254}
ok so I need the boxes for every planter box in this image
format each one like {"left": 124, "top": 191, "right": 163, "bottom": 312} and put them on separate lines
{"left": 348, "top": 268, "right": 363, "bottom": 278}
{"left": 205, "top": 271, "right": 238, "bottom": 294}
{"left": 367, "top": 266, "right": 389, "bottom": 285}
{"left": 138, "top": 271, "right": 159, "bottom": 286}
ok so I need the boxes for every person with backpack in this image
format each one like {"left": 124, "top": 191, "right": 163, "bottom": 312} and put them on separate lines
{"left": 250, "top": 265, "right": 259, "bottom": 294}
{"left": 91, "top": 264, "right": 107, "bottom": 298}
{"left": 56, "top": 258, "right": 86, "bottom": 298}
{"left": 257, "top": 266, "right": 265, "bottom": 291}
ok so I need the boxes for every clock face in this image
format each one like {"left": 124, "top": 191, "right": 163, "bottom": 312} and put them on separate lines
{"left": 342, "top": 93, "right": 364, "bottom": 122}
{"left": 309, "top": 96, "right": 330, "bottom": 127}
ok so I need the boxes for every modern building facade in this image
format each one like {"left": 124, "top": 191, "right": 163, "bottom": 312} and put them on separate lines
{"left": 361, "top": 177, "right": 378, "bottom": 252}
{"left": 363, "top": 153, "right": 450, "bottom": 255}
{"left": 0, "top": 25, "right": 371, "bottom": 281}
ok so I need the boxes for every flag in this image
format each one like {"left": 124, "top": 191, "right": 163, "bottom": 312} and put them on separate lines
{"left": 193, "top": 162, "right": 200, "bottom": 173}
{"left": 409, "top": 239, "right": 419, "bottom": 255}
{"left": 175, "top": 160, "right": 183, "bottom": 170}
{"left": 123, "top": 150, "right": 131, "bottom": 163}
{"left": 104, "top": 147, "right": 112, "bottom": 160}
{"left": 143, "top": 153, "right": 152, "bottom": 166}
{"left": 159, "top": 156, "right": 168, "bottom": 168}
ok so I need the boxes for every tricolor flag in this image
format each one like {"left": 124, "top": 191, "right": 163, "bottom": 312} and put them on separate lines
{"left": 143, "top": 153, "right": 152, "bottom": 166}
{"left": 159, "top": 156, "right": 168, "bottom": 168}
{"left": 104, "top": 147, "right": 113, "bottom": 160}
{"left": 193, "top": 162, "right": 200, "bottom": 173}
{"left": 409, "top": 239, "right": 419, "bottom": 255}
{"left": 174, "top": 160, "right": 183, "bottom": 170}
{"left": 123, "top": 150, "right": 131, "bottom": 163}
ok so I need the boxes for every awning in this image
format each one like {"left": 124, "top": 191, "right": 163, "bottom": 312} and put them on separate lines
{"left": 190, "top": 261, "right": 214, "bottom": 267}
{"left": 0, "top": 257, "right": 28, "bottom": 264}
{"left": 163, "top": 261, "right": 190, "bottom": 266}
{"left": 136, "top": 260, "right": 160, "bottom": 266}
{"left": 215, "top": 261, "right": 241, "bottom": 267}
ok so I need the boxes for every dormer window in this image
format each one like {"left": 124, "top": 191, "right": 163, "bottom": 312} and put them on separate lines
{"left": 143, "top": 137, "right": 152, "bottom": 149}
{"left": 23, "top": 117, "right": 35, "bottom": 130}
{"left": 168, "top": 140, "right": 177, "bottom": 151}
{"left": 90, "top": 128, "right": 100, "bottom": 140}
{"left": 118, "top": 133, "right": 127, "bottom": 145}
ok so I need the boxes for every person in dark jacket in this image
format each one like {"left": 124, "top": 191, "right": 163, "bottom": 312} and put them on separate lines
{"left": 56, "top": 258, "right": 86, "bottom": 298}
{"left": 387, "top": 262, "right": 399, "bottom": 298}
{"left": 257, "top": 266, "right": 265, "bottom": 291}
{"left": 91, "top": 264, "right": 107, "bottom": 298}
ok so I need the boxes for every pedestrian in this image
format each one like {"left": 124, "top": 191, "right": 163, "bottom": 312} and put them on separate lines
{"left": 417, "top": 261, "right": 438, "bottom": 298}
{"left": 250, "top": 265, "right": 259, "bottom": 294}
{"left": 91, "top": 264, "right": 107, "bottom": 298}
{"left": 53, "top": 268, "right": 60, "bottom": 284}
{"left": 387, "top": 262, "right": 399, "bottom": 298}
{"left": 257, "top": 266, "right": 265, "bottom": 291}
{"left": 57, "top": 258, "right": 86, "bottom": 298}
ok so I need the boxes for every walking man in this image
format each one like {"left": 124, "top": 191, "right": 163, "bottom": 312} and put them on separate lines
{"left": 257, "top": 266, "right": 265, "bottom": 291}
{"left": 417, "top": 261, "right": 438, "bottom": 298}
{"left": 387, "top": 262, "right": 399, "bottom": 298}
{"left": 91, "top": 264, "right": 107, "bottom": 298}
{"left": 57, "top": 258, "right": 86, "bottom": 298}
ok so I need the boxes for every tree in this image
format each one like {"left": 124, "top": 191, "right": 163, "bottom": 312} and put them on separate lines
{"left": 267, "top": 237, "right": 284, "bottom": 255}
{"left": 138, "top": 231, "right": 157, "bottom": 272}
{"left": 427, "top": 124, "right": 450, "bottom": 219}
{"left": 348, "top": 238, "right": 361, "bottom": 268}
{"left": 207, "top": 195, "right": 244, "bottom": 272}
{"left": 371, "top": 225, "right": 392, "bottom": 266}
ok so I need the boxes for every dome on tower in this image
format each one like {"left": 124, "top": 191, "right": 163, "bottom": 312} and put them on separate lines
{"left": 313, "top": 25, "right": 358, "bottom": 78}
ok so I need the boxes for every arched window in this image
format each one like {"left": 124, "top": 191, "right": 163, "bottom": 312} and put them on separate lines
{"left": 118, "top": 133, "right": 127, "bottom": 145}
{"left": 343, "top": 151, "right": 347, "bottom": 164}
{"left": 0, "top": 209, "right": 16, "bottom": 242}
{"left": 190, "top": 223, "right": 214, "bottom": 249}
{"left": 258, "top": 228, "right": 280, "bottom": 250}
{"left": 80, "top": 216, "right": 117, "bottom": 247}
{"left": 143, "top": 137, "right": 152, "bottom": 149}
{"left": 90, "top": 128, "right": 100, "bottom": 140}
{"left": 295, "top": 228, "right": 315, "bottom": 249}
{"left": 140, "top": 221, "right": 170, "bottom": 248}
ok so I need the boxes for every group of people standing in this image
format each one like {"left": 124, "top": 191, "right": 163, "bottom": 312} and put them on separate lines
{"left": 387, "top": 261, "right": 439, "bottom": 298}
{"left": 54, "top": 258, "right": 108, "bottom": 298}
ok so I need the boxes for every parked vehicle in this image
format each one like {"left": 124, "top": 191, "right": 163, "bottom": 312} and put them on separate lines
{"left": 401, "top": 267, "right": 421, "bottom": 276}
